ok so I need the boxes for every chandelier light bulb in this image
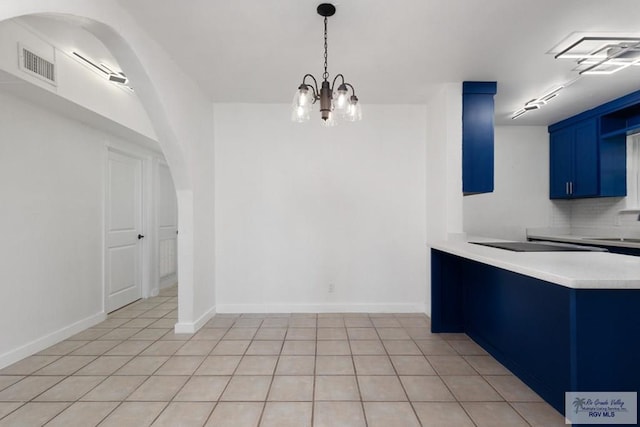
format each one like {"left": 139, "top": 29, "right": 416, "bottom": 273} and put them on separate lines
{"left": 291, "top": 3, "right": 361, "bottom": 125}
{"left": 345, "top": 95, "right": 362, "bottom": 122}
{"left": 335, "top": 84, "right": 349, "bottom": 112}
{"left": 291, "top": 87, "right": 312, "bottom": 122}
{"left": 296, "top": 85, "right": 313, "bottom": 106}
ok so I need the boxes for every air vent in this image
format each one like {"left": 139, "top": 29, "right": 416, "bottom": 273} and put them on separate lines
{"left": 18, "top": 44, "right": 56, "bottom": 86}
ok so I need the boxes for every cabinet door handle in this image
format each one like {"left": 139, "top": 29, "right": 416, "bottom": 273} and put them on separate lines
{"left": 570, "top": 182, "right": 573, "bottom": 195}
{"left": 566, "top": 182, "right": 569, "bottom": 195}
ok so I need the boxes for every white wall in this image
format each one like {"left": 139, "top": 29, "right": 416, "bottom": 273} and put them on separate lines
{"left": 214, "top": 104, "right": 427, "bottom": 313}
{"left": 424, "top": 83, "right": 463, "bottom": 317}
{"left": 463, "top": 126, "right": 560, "bottom": 241}
{"left": 0, "top": 89, "right": 169, "bottom": 368}
{"left": 425, "top": 83, "right": 463, "bottom": 241}
{"left": 0, "top": 91, "right": 103, "bottom": 364}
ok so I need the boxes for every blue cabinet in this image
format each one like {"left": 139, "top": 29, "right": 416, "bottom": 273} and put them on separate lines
{"left": 462, "top": 82, "right": 497, "bottom": 195}
{"left": 549, "top": 119, "right": 599, "bottom": 198}
{"left": 431, "top": 249, "right": 640, "bottom": 416}
{"left": 548, "top": 91, "right": 636, "bottom": 200}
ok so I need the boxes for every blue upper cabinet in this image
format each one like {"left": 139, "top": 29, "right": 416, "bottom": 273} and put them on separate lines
{"left": 548, "top": 90, "right": 636, "bottom": 199}
{"left": 549, "top": 118, "right": 598, "bottom": 198}
{"left": 549, "top": 127, "right": 575, "bottom": 198}
{"left": 462, "top": 82, "right": 497, "bottom": 195}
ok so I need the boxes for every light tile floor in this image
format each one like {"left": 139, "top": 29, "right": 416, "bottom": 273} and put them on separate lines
{"left": 0, "top": 286, "right": 568, "bottom": 426}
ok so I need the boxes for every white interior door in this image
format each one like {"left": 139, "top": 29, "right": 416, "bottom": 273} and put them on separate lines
{"left": 158, "top": 163, "right": 178, "bottom": 288}
{"left": 106, "top": 150, "right": 143, "bottom": 312}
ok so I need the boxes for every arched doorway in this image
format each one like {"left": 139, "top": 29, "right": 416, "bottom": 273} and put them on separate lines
{"left": 0, "top": 1, "right": 213, "bottom": 367}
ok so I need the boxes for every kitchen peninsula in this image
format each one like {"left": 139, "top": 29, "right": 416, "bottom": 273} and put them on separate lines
{"left": 430, "top": 236, "right": 640, "bottom": 415}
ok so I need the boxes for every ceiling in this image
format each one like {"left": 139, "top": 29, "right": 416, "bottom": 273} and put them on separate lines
{"left": 104, "top": 1, "right": 640, "bottom": 125}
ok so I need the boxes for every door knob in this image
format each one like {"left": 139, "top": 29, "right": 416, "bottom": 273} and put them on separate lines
{"left": 138, "top": 234, "right": 145, "bottom": 240}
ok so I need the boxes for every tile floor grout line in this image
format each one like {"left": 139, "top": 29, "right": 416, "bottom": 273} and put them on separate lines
{"left": 200, "top": 400, "right": 220, "bottom": 427}
{"left": 375, "top": 314, "right": 424, "bottom": 427}
{"left": 252, "top": 314, "right": 273, "bottom": 427}
{"left": 348, "top": 318, "right": 369, "bottom": 427}
{"left": 310, "top": 329, "right": 317, "bottom": 427}
{"left": 0, "top": 403, "right": 26, "bottom": 423}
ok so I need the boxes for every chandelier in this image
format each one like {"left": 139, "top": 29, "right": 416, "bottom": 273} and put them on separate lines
{"left": 291, "top": 3, "right": 362, "bottom": 126}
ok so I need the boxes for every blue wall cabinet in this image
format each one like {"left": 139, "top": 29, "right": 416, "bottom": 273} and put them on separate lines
{"left": 549, "top": 118, "right": 598, "bottom": 198}
{"left": 462, "top": 82, "right": 497, "bottom": 195}
{"left": 548, "top": 90, "right": 639, "bottom": 200}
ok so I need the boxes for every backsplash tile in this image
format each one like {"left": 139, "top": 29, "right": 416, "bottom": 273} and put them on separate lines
{"left": 550, "top": 200, "right": 571, "bottom": 228}
{"left": 552, "top": 197, "right": 640, "bottom": 229}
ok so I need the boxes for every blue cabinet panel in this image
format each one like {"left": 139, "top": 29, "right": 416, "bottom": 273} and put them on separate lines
{"left": 462, "top": 258, "right": 571, "bottom": 411}
{"left": 572, "top": 119, "right": 598, "bottom": 197}
{"left": 573, "top": 290, "right": 640, "bottom": 393}
{"left": 430, "top": 250, "right": 465, "bottom": 333}
{"left": 549, "top": 127, "right": 574, "bottom": 198}
{"left": 599, "top": 135, "right": 627, "bottom": 197}
{"left": 462, "top": 82, "right": 497, "bottom": 195}
{"left": 549, "top": 118, "right": 599, "bottom": 199}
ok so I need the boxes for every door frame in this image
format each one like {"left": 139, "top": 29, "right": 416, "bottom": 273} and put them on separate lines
{"left": 103, "top": 145, "right": 153, "bottom": 313}
{"left": 156, "top": 160, "right": 178, "bottom": 291}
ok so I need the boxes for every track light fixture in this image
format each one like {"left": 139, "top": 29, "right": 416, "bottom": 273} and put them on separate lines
{"left": 511, "top": 86, "right": 564, "bottom": 119}
{"left": 72, "top": 51, "right": 133, "bottom": 91}
{"left": 291, "top": 3, "right": 362, "bottom": 126}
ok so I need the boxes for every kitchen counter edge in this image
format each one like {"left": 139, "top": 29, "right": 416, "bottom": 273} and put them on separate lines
{"left": 430, "top": 238, "right": 640, "bottom": 289}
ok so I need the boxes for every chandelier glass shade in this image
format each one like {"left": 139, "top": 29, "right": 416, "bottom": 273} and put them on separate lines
{"left": 291, "top": 3, "right": 361, "bottom": 125}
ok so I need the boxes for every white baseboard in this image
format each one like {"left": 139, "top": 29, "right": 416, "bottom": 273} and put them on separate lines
{"left": 174, "top": 305, "right": 216, "bottom": 334}
{"left": 160, "top": 274, "right": 178, "bottom": 290}
{"left": 215, "top": 303, "right": 427, "bottom": 314}
{"left": 0, "top": 312, "right": 107, "bottom": 370}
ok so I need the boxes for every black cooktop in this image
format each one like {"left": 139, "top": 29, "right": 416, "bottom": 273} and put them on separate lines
{"left": 470, "top": 241, "right": 604, "bottom": 252}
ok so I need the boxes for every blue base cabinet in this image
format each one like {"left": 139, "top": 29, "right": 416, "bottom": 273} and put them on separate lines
{"left": 431, "top": 249, "right": 640, "bottom": 421}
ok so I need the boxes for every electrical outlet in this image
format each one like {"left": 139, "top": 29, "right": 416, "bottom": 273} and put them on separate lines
{"left": 328, "top": 283, "right": 335, "bottom": 293}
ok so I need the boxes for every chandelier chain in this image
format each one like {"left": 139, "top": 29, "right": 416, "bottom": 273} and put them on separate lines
{"left": 323, "top": 16, "right": 329, "bottom": 81}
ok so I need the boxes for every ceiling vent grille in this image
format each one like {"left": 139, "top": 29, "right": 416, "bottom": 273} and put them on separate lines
{"left": 18, "top": 44, "right": 56, "bottom": 86}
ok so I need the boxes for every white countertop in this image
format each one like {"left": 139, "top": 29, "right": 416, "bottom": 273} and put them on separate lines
{"left": 430, "top": 236, "right": 640, "bottom": 289}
